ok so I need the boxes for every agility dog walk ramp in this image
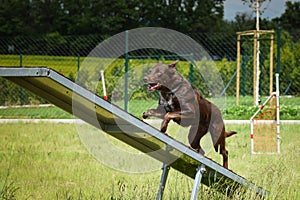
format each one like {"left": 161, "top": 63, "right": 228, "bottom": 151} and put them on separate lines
{"left": 0, "top": 67, "right": 268, "bottom": 199}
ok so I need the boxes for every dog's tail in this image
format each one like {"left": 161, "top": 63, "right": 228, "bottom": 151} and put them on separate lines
{"left": 225, "top": 131, "right": 237, "bottom": 138}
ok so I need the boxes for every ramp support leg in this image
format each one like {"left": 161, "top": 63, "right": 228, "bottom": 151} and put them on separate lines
{"left": 190, "top": 164, "right": 206, "bottom": 200}
{"left": 156, "top": 163, "right": 170, "bottom": 200}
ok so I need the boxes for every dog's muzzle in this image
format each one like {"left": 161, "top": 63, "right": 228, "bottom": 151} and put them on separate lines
{"left": 147, "top": 83, "right": 161, "bottom": 91}
{"left": 143, "top": 77, "right": 161, "bottom": 91}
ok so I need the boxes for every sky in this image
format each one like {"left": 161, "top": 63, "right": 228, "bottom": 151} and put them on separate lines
{"left": 224, "top": 0, "right": 300, "bottom": 21}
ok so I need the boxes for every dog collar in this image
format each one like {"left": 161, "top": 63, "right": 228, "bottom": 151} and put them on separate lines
{"left": 169, "top": 84, "right": 181, "bottom": 94}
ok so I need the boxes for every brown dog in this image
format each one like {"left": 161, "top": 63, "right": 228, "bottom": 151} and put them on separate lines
{"left": 142, "top": 61, "right": 236, "bottom": 168}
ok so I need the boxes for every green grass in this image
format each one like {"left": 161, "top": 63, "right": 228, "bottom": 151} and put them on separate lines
{"left": 1, "top": 95, "right": 299, "bottom": 120}
{"left": 0, "top": 106, "right": 74, "bottom": 119}
{"left": 0, "top": 122, "right": 299, "bottom": 199}
{"left": 0, "top": 54, "right": 79, "bottom": 76}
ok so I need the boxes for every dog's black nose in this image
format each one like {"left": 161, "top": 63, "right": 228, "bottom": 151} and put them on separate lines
{"left": 143, "top": 77, "right": 148, "bottom": 82}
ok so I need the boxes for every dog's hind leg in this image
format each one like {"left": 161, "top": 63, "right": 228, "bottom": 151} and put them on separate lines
{"left": 220, "top": 138, "right": 229, "bottom": 169}
{"left": 188, "top": 126, "right": 207, "bottom": 155}
{"left": 221, "top": 131, "right": 236, "bottom": 168}
{"left": 217, "top": 131, "right": 229, "bottom": 169}
{"left": 210, "top": 123, "right": 229, "bottom": 168}
{"left": 222, "top": 150, "right": 229, "bottom": 169}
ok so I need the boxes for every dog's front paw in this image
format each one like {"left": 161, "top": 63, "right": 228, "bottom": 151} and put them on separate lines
{"left": 160, "top": 126, "right": 167, "bottom": 133}
{"left": 197, "top": 148, "right": 205, "bottom": 155}
{"left": 142, "top": 112, "right": 149, "bottom": 119}
{"left": 188, "top": 146, "right": 205, "bottom": 155}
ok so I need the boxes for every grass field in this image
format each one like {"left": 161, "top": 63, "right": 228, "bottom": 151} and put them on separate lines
{"left": 0, "top": 106, "right": 74, "bottom": 119}
{"left": 0, "top": 122, "right": 299, "bottom": 199}
{"left": 0, "top": 95, "right": 299, "bottom": 120}
{"left": 0, "top": 54, "right": 299, "bottom": 199}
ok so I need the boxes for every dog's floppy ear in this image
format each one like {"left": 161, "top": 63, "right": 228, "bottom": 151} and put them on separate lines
{"left": 168, "top": 61, "right": 178, "bottom": 69}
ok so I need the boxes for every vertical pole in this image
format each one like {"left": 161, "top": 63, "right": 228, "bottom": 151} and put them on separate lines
{"left": 277, "top": 22, "right": 281, "bottom": 74}
{"left": 189, "top": 53, "right": 194, "bottom": 85}
{"left": 221, "top": 70, "right": 237, "bottom": 96}
{"left": 190, "top": 165, "right": 206, "bottom": 200}
{"left": 19, "top": 53, "right": 23, "bottom": 105}
{"left": 256, "top": 35, "right": 261, "bottom": 105}
{"left": 275, "top": 73, "right": 280, "bottom": 154}
{"left": 269, "top": 33, "right": 274, "bottom": 95}
{"left": 124, "top": 30, "right": 129, "bottom": 111}
{"left": 156, "top": 164, "right": 170, "bottom": 200}
{"left": 77, "top": 54, "right": 80, "bottom": 82}
{"left": 20, "top": 53, "right": 23, "bottom": 67}
{"left": 236, "top": 34, "right": 241, "bottom": 105}
{"left": 100, "top": 70, "right": 107, "bottom": 100}
{"left": 253, "top": 31, "right": 257, "bottom": 105}
{"left": 241, "top": 55, "right": 248, "bottom": 96}
{"left": 256, "top": 0, "right": 260, "bottom": 34}
{"left": 255, "top": 0, "right": 261, "bottom": 105}
{"left": 276, "top": 22, "right": 281, "bottom": 154}
{"left": 250, "top": 118, "right": 254, "bottom": 154}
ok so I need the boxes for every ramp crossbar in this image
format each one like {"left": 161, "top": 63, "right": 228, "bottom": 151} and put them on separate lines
{"left": 0, "top": 67, "right": 268, "bottom": 199}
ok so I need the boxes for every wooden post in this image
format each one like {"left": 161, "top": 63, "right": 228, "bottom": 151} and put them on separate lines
{"left": 269, "top": 33, "right": 274, "bottom": 95}
{"left": 236, "top": 30, "right": 275, "bottom": 105}
{"left": 236, "top": 34, "right": 241, "bottom": 105}
{"left": 253, "top": 31, "right": 257, "bottom": 105}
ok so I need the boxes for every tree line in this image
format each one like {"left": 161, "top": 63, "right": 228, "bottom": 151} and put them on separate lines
{"left": 0, "top": 0, "right": 299, "bottom": 39}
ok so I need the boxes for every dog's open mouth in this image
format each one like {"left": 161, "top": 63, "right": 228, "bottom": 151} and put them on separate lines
{"left": 147, "top": 83, "right": 161, "bottom": 91}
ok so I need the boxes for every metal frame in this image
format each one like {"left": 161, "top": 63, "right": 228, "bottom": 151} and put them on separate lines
{"left": 156, "top": 163, "right": 170, "bottom": 200}
{"left": 190, "top": 165, "right": 206, "bottom": 200}
{"left": 0, "top": 67, "right": 269, "bottom": 199}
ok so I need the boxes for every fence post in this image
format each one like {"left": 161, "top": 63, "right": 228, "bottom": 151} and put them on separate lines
{"left": 220, "top": 70, "right": 237, "bottom": 97}
{"left": 241, "top": 55, "right": 248, "bottom": 96}
{"left": 19, "top": 53, "right": 23, "bottom": 105}
{"left": 236, "top": 34, "right": 241, "bottom": 105}
{"left": 189, "top": 53, "right": 194, "bottom": 85}
{"left": 253, "top": 31, "right": 257, "bottom": 105}
{"left": 277, "top": 22, "right": 281, "bottom": 75}
{"left": 77, "top": 54, "right": 80, "bottom": 81}
{"left": 124, "top": 30, "right": 129, "bottom": 112}
{"left": 269, "top": 32, "right": 274, "bottom": 95}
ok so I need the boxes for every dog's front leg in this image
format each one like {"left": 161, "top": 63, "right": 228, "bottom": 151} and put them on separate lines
{"left": 142, "top": 109, "right": 164, "bottom": 119}
{"left": 160, "top": 110, "right": 195, "bottom": 133}
{"left": 160, "top": 112, "right": 182, "bottom": 133}
{"left": 142, "top": 106, "right": 166, "bottom": 119}
{"left": 160, "top": 116, "right": 170, "bottom": 133}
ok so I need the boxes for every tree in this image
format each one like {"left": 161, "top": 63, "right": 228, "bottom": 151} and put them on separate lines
{"left": 165, "top": 0, "right": 226, "bottom": 33}
{"left": 0, "top": 0, "right": 228, "bottom": 36}
{"left": 0, "top": 0, "right": 32, "bottom": 36}
{"left": 232, "top": 12, "right": 255, "bottom": 31}
{"left": 279, "top": 1, "right": 300, "bottom": 41}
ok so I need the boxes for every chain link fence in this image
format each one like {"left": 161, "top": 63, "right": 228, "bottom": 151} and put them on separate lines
{"left": 0, "top": 29, "right": 299, "bottom": 119}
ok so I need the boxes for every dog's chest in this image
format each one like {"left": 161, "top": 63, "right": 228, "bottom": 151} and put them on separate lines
{"left": 159, "top": 92, "right": 178, "bottom": 112}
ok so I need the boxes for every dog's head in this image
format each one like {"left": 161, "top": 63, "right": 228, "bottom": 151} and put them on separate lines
{"left": 143, "top": 61, "right": 182, "bottom": 92}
